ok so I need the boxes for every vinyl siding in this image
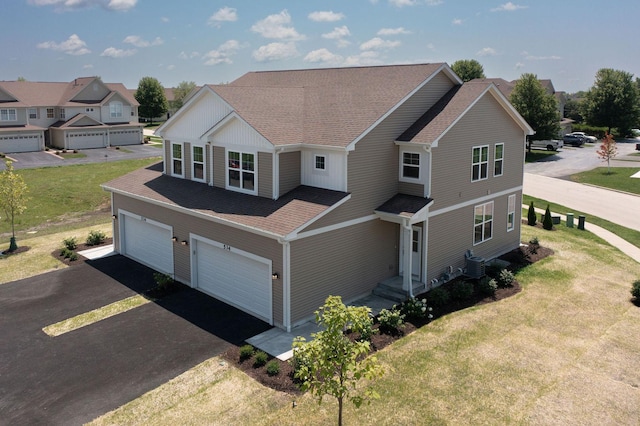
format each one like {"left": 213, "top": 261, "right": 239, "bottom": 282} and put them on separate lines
{"left": 213, "top": 146, "right": 225, "bottom": 188}
{"left": 184, "top": 142, "right": 192, "bottom": 180}
{"left": 72, "top": 81, "right": 110, "bottom": 102}
{"left": 112, "top": 193, "right": 284, "bottom": 326}
{"left": 258, "top": 152, "right": 273, "bottom": 198}
{"left": 289, "top": 220, "right": 398, "bottom": 325}
{"left": 398, "top": 181, "right": 424, "bottom": 197}
{"left": 163, "top": 91, "right": 233, "bottom": 142}
{"left": 279, "top": 151, "right": 301, "bottom": 196}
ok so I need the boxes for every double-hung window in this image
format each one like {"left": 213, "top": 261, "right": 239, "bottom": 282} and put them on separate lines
{"left": 0, "top": 108, "right": 17, "bottom": 121}
{"left": 227, "top": 150, "right": 255, "bottom": 193}
{"left": 60, "top": 109, "right": 66, "bottom": 120}
{"left": 28, "top": 108, "right": 38, "bottom": 119}
{"left": 110, "top": 102, "right": 123, "bottom": 118}
{"left": 402, "top": 152, "right": 420, "bottom": 180}
{"left": 192, "top": 146, "right": 205, "bottom": 182}
{"left": 507, "top": 194, "right": 516, "bottom": 232}
{"left": 474, "top": 201, "right": 494, "bottom": 245}
{"left": 171, "top": 143, "right": 183, "bottom": 177}
{"left": 494, "top": 143, "right": 504, "bottom": 177}
{"left": 46, "top": 108, "right": 54, "bottom": 118}
{"left": 472, "top": 145, "right": 489, "bottom": 181}
{"left": 314, "top": 155, "right": 326, "bottom": 171}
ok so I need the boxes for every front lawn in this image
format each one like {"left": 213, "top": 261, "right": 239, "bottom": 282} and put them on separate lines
{"left": 525, "top": 149, "right": 558, "bottom": 163}
{"left": 571, "top": 167, "right": 640, "bottom": 195}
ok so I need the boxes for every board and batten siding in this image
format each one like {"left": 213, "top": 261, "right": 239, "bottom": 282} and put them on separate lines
{"left": 300, "top": 149, "right": 347, "bottom": 192}
{"left": 279, "top": 151, "right": 301, "bottom": 196}
{"left": 163, "top": 91, "right": 233, "bottom": 142}
{"left": 426, "top": 191, "right": 522, "bottom": 284}
{"left": 112, "top": 193, "right": 284, "bottom": 326}
{"left": 289, "top": 220, "right": 398, "bottom": 325}
{"left": 211, "top": 118, "right": 272, "bottom": 151}
{"left": 301, "top": 71, "right": 455, "bottom": 232}
{"left": 429, "top": 94, "right": 525, "bottom": 211}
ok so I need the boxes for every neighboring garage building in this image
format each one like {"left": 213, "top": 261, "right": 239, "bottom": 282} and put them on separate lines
{"left": 0, "top": 77, "right": 142, "bottom": 153}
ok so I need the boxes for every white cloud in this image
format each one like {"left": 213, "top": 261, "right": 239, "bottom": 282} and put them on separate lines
{"left": 360, "top": 37, "right": 401, "bottom": 51}
{"left": 426, "top": 42, "right": 435, "bottom": 50}
{"left": 425, "top": 0, "right": 443, "bottom": 4}
{"left": 28, "top": 0, "right": 136, "bottom": 11}
{"left": 388, "top": 0, "right": 417, "bottom": 6}
{"left": 161, "top": 17, "right": 169, "bottom": 23}
{"left": 304, "top": 48, "right": 343, "bottom": 65}
{"left": 343, "top": 51, "right": 383, "bottom": 66}
{"left": 123, "top": 35, "right": 163, "bottom": 47}
{"left": 251, "top": 10, "right": 305, "bottom": 40}
{"left": 100, "top": 47, "right": 137, "bottom": 58}
{"left": 179, "top": 51, "right": 200, "bottom": 59}
{"left": 476, "top": 47, "right": 497, "bottom": 56}
{"left": 83, "top": 64, "right": 94, "bottom": 69}
{"left": 36, "top": 34, "right": 90, "bottom": 55}
{"left": 491, "top": 2, "right": 528, "bottom": 12}
{"left": 515, "top": 62, "right": 525, "bottom": 69}
{"left": 252, "top": 42, "right": 298, "bottom": 62}
{"left": 167, "top": 64, "right": 175, "bottom": 70}
{"left": 308, "top": 11, "right": 345, "bottom": 22}
{"left": 208, "top": 6, "right": 237, "bottom": 27}
{"left": 323, "top": 26, "right": 351, "bottom": 39}
{"left": 377, "top": 27, "right": 411, "bottom": 35}
{"left": 452, "top": 18, "right": 463, "bottom": 25}
{"left": 524, "top": 54, "right": 562, "bottom": 60}
{"left": 203, "top": 40, "right": 242, "bottom": 65}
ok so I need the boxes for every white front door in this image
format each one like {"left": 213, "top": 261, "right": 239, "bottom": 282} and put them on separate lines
{"left": 411, "top": 226, "right": 422, "bottom": 277}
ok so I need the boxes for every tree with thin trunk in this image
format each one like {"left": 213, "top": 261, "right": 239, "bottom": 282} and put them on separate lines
{"left": 596, "top": 133, "right": 618, "bottom": 174}
{"left": 451, "top": 59, "right": 486, "bottom": 82}
{"left": 0, "top": 160, "right": 29, "bottom": 252}
{"left": 134, "top": 76, "right": 168, "bottom": 126}
{"left": 292, "top": 296, "right": 384, "bottom": 426}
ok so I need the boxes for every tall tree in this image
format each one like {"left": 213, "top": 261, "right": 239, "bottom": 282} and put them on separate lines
{"left": 596, "top": 133, "right": 618, "bottom": 174}
{"left": 0, "top": 160, "right": 29, "bottom": 252}
{"left": 451, "top": 59, "right": 486, "bottom": 82}
{"left": 510, "top": 73, "right": 560, "bottom": 149}
{"left": 134, "top": 76, "right": 168, "bottom": 126}
{"left": 583, "top": 68, "right": 639, "bottom": 134}
{"left": 170, "top": 81, "right": 197, "bottom": 111}
{"left": 292, "top": 296, "right": 384, "bottom": 426}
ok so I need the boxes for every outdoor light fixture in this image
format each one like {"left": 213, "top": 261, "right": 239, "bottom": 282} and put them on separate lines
{"left": 272, "top": 272, "right": 279, "bottom": 280}
{"left": 172, "top": 236, "right": 178, "bottom": 242}
{"left": 112, "top": 215, "right": 117, "bottom": 220}
{"left": 181, "top": 240, "right": 188, "bottom": 246}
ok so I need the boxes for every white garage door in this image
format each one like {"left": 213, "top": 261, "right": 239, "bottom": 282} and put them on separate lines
{"left": 121, "top": 213, "right": 173, "bottom": 274}
{"left": 110, "top": 129, "right": 140, "bottom": 146}
{"left": 69, "top": 131, "right": 106, "bottom": 149}
{"left": 0, "top": 133, "right": 41, "bottom": 153}
{"left": 193, "top": 237, "right": 272, "bottom": 324}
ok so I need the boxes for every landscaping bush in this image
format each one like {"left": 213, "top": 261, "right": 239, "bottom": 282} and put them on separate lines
{"left": 253, "top": 350, "right": 268, "bottom": 368}
{"left": 356, "top": 316, "right": 375, "bottom": 342}
{"left": 428, "top": 286, "right": 450, "bottom": 308}
{"left": 631, "top": 280, "right": 640, "bottom": 300}
{"left": 450, "top": 280, "right": 474, "bottom": 301}
{"left": 60, "top": 247, "right": 78, "bottom": 261}
{"left": 266, "top": 360, "right": 280, "bottom": 376}
{"left": 62, "top": 236, "right": 77, "bottom": 251}
{"left": 478, "top": 277, "right": 498, "bottom": 296}
{"left": 497, "top": 269, "right": 515, "bottom": 288}
{"left": 153, "top": 272, "right": 174, "bottom": 291}
{"left": 86, "top": 229, "right": 106, "bottom": 246}
{"left": 377, "top": 308, "right": 405, "bottom": 334}
{"left": 527, "top": 201, "right": 537, "bottom": 226}
{"left": 239, "top": 344, "right": 254, "bottom": 362}
{"left": 400, "top": 297, "right": 432, "bottom": 321}
{"left": 543, "top": 205, "right": 553, "bottom": 230}
{"left": 528, "top": 236, "right": 540, "bottom": 255}
{"left": 290, "top": 346, "right": 312, "bottom": 382}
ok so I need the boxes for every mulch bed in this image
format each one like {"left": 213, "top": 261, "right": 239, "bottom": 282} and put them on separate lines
{"left": 1, "top": 246, "right": 31, "bottom": 256}
{"left": 222, "top": 240, "right": 554, "bottom": 395}
{"left": 52, "top": 237, "right": 114, "bottom": 265}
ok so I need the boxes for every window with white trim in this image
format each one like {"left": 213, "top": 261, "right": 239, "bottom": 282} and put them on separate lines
{"left": 494, "top": 143, "right": 504, "bottom": 177}
{"left": 507, "top": 194, "right": 516, "bottom": 231}
{"left": 192, "top": 145, "right": 205, "bottom": 182}
{"left": 171, "top": 143, "right": 183, "bottom": 177}
{"left": 474, "top": 201, "right": 493, "bottom": 245}
{"left": 472, "top": 145, "right": 489, "bottom": 181}
{"left": 28, "top": 108, "right": 38, "bottom": 119}
{"left": 402, "top": 152, "right": 420, "bottom": 180}
{"left": 314, "top": 155, "right": 326, "bottom": 170}
{"left": 110, "top": 102, "right": 123, "bottom": 118}
{"left": 0, "top": 108, "right": 17, "bottom": 121}
{"left": 60, "top": 108, "right": 65, "bottom": 119}
{"left": 227, "top": 150, "right": 256, "bottom": 193}
{"left": 47, "top": 108, "right": 54, "bottom": 118}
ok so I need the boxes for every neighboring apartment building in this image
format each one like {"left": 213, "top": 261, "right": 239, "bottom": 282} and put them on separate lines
{"left": 103, "top": 64, "right": 533, "bottom": 331}
{"left": 0, "top": 77, "right": 143, "bottom": 153}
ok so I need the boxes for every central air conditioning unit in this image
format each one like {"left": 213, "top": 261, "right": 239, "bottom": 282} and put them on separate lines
{"left": 466, "top": 256, "right": 485, "bottom": 279}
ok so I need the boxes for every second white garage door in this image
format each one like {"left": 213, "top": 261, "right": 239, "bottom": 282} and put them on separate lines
{"left": 121, "top": 212, "right": 173, "bottom": 275}
{"left": 192, "top": 236, "right": 272, "bottom": 324}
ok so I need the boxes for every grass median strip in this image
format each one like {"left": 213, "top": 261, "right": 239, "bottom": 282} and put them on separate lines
{"left": 43, "top": 295, "right": 150, "bottom": 337}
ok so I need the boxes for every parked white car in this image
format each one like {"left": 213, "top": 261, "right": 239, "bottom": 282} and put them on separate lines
{"left": 528, "top": 139, "right": 563, "bottom": 151}
{"left": 567, "top": 132, "right": 597, "bottom": 143}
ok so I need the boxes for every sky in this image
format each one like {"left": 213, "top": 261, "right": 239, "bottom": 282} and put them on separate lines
{"left": 2, "top": 0, "right": 639, "bottom": 94}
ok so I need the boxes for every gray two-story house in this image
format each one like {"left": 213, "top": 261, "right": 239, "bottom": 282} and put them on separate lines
{"left": 103, "top": 63, "right": 533, "bottom": 331}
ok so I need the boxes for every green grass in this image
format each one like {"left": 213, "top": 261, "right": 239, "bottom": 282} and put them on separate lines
{"left": 59, "top": 152, "right": 87, "bottom": 159}
{"left": 525, "top": 150, "right": 558, "bottom": 163}
{"left": 0, "top": 157, "right": 160, "bottom": 238}
{"left": 571, "top": 167, "right": 640, "bottom": 195}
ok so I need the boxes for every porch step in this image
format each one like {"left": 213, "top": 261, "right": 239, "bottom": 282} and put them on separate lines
{"left": 372, "top": 276, "right": 427, "bottom": 304}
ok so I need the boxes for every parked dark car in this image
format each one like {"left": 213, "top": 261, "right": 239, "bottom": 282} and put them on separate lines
{"left": 563, "top": 133, "right": 585, "bottom": 147}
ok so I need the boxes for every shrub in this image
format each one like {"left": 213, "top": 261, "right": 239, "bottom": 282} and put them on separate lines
{"left": 239, "top": 344, "right": 254, "bottom": 361}
{"left": 86, "top": 230, "right": 106, "bottom": 246}
{"left": 400, "top": 297, "right": 432, "bottom": 321}
{"left": 68, "top": 252, "right": 78, "bottom": 261}
{"left": 253, "top": 350, "right": 268, "bottom": 368}
{"left": 543, "top": 205, "right": 553, "bottom": 230}
{"left": 61, "top": 247, "right": 73, "bottom": 258}
{"left": 290, "top": 345, "right": 313, "bottom": 381}
{"left": 62, "top": 236, "right": 77, "bottom": 251}
{"left": 450, "top": 280, "right": 474, "bottom": 301}
{"left": 631, "top": 280, "right": 640, "bottom": 300}
{"left": 153, "top": 272, "right": 174, "bottom": 291}
{"left": 478, "top": 277, "right": 498, "bottom": 296}
{"left": 266, "top": 360, "right": 280, "bottom": 376}
{"left": 527, "top": 201, "right": 537, "bottom": 226}
{"left": 528, "top": 236, "right": 540, "bottom": 255}
{"left": 497, "top": 269, "right": 515, "bottom": 288}
{"left": 428, "top": 286, "right": 450, "bottom": 308}
{"left": 356, "top": 316, "right": 375, "bottom": 342}
{"left": 377, "top": 308, "right": 405, "bottom": 334}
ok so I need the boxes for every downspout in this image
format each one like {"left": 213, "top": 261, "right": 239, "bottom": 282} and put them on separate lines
{"left": 402, "top": 219, "right": 413, "bottom": 298}
{"left": 278, "top": 238, "right": 291, "bottom": 331}
{"left": 273, "top": 147, "right": 285, "bottom": 200}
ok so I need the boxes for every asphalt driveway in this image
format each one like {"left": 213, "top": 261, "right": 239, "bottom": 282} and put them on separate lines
{"left": 0, "top": 255, "right": 271, "bottom": 425}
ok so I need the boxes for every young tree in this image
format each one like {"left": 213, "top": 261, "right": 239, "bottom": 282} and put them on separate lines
{"left": 451, "top": 59, "right": 486, "bottom": 82}
{"left": 134, "top": 76, "right": 168, "bottom": 126}
{"left": 583, "top": 68, "right": 639, "bottom": 135}
{"left": 510, "top": 74, "right": 560, "bottom": 151}
{"left": 0, "top": 160, "right": 29, "bottom": 252}
{"left": 171, "top": 81, "right": 197, "bottom": 111}
{"left": 292, "top": 296, "right": 384, "bottom": 426}
{"left": 527, "top": 201, "right": 537, "bottom": 226}
{"left": 596, "top": 133, "right": 618, "bottom": 174}
{"left": 542, "top": 205, "right": 553, "bottom": 230}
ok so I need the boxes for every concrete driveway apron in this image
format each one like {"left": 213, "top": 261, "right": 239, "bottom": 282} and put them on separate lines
{"left": 0, "top": 255, "right": 270, "bottom": 425}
